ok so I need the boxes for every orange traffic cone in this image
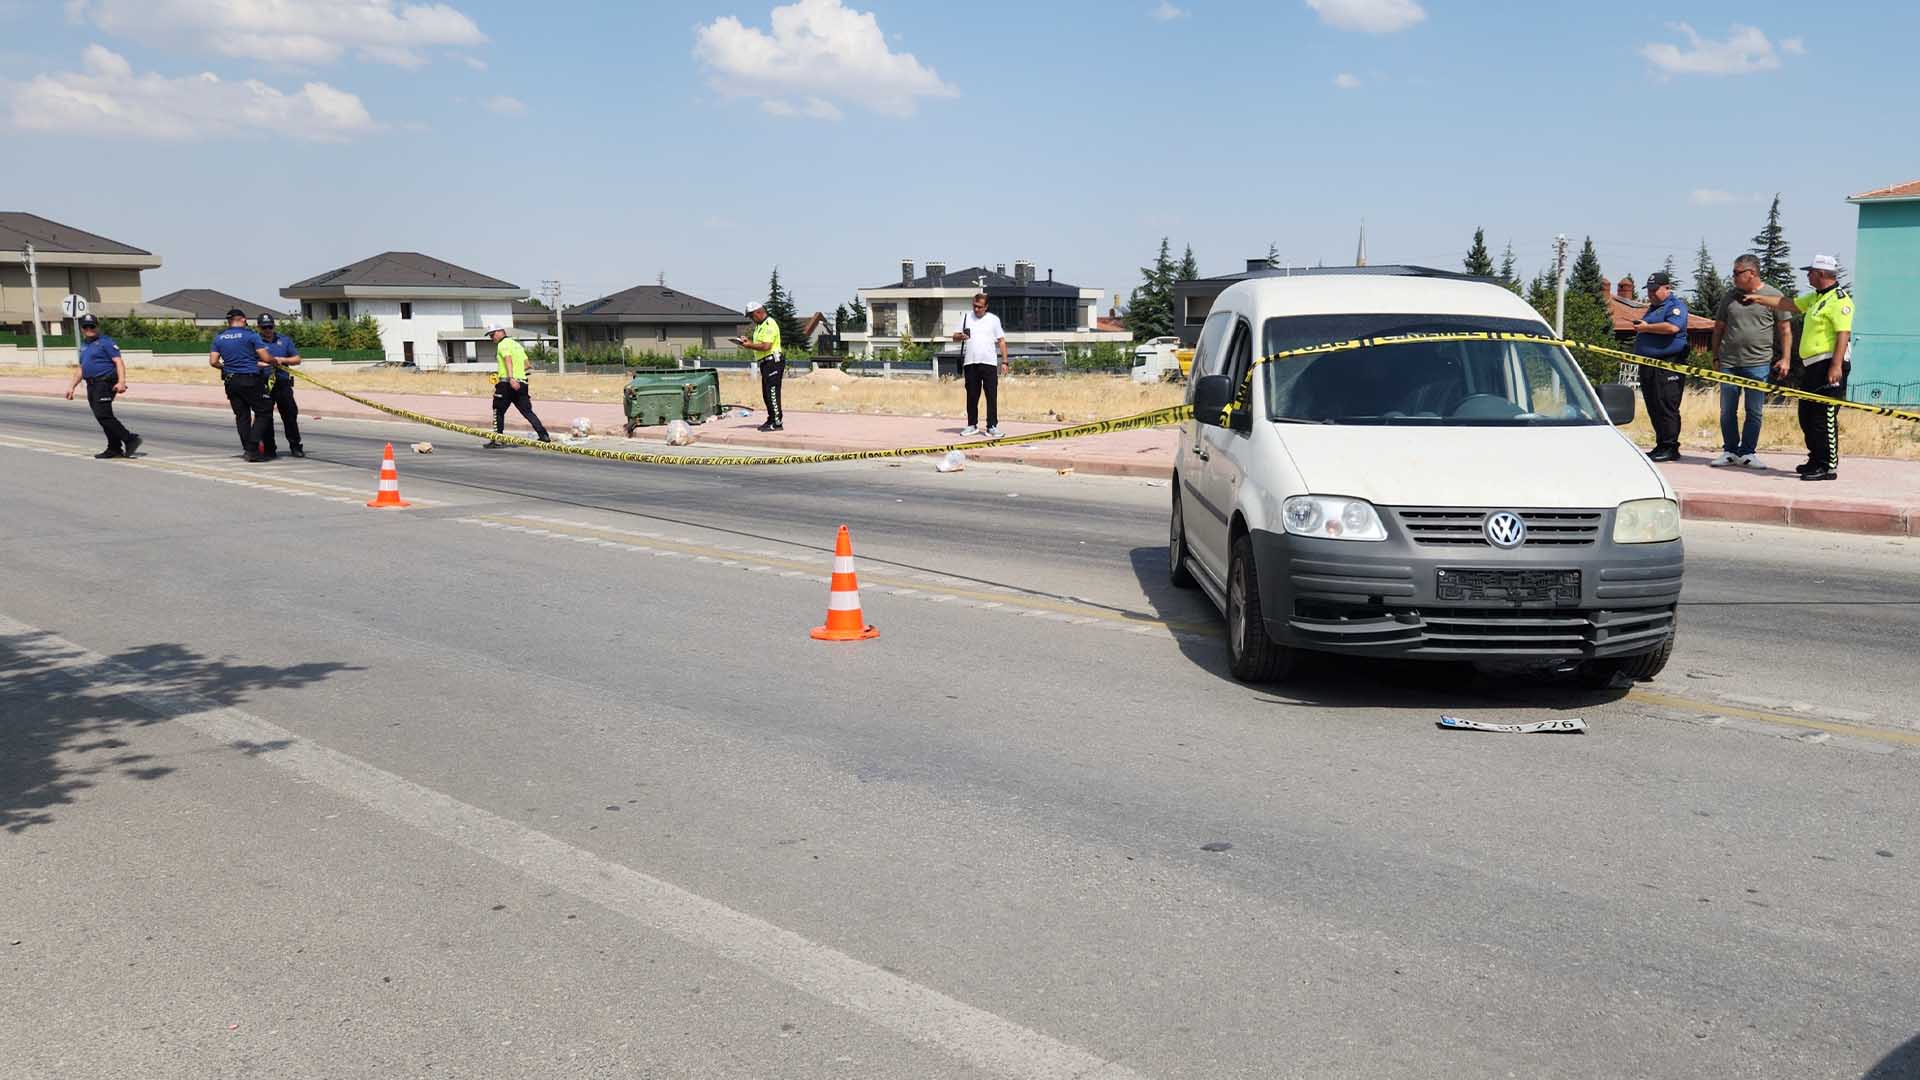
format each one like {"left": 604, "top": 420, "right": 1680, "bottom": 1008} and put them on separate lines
{"left": 366, "top": 442, "right": 411, "bottom": 508}
{"left": 811, "top": 525, "right": 879, "bottom": 641}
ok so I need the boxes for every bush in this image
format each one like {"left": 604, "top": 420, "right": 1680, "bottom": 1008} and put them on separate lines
{"left": 1009, "top": 359, "right": 1054, "bottom": 376}
{"left": 1064, "top": 341, "right": 1129, "bottom": 373}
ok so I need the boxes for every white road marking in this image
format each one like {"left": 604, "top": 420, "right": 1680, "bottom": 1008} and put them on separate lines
{"left": 0, "top": 612, "right": 1149, "bottom": 1080}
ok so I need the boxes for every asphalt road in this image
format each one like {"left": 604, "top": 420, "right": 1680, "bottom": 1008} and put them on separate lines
{"left": 4, "top": 392, "right": 1919, "bottom": 1080}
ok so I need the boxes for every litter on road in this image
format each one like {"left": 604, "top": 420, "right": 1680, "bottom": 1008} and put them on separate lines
{"left": 1437, "top": 716, "right": 1588, "bottom": 735}
{"left": 935, "top": 450, "right": 966, "bottom": 473}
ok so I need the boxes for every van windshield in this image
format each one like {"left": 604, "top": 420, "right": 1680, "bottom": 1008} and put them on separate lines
{"left": 1261, "top": 314, "right": 1606, "bottom": 426}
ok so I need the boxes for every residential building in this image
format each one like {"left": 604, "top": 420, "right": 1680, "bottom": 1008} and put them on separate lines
{"left": 280, "top": 251, "right": 523, "bottom": 368}
{"left": 147, "top": 288, "right": 290, "bottom": 328}
{"left": 1847, "top": 178, "right": 1920, "bottom": 405}
{"left": 516, "top": 284, "right": 743, "bottom": 358}
{"left": 841, "top": 260, "right": 1128, "bottom": 360}
{"left": 1170, "top": 262, "right": 1486, "bottom": 346}
{"left": 1603, "top": 276, "right": 1715, "bottom": 352}
{"left": 1, "top": 212, "right": 187, "bottom": 334}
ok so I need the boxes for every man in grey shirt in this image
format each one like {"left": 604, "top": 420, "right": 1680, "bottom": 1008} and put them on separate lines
{"left": 1708, "top": 254, "right": 1791, "bottom": 467}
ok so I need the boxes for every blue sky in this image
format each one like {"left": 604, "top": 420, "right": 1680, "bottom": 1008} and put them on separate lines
{"left": 3, "top": 0, "right": 1913, "bottom": 316}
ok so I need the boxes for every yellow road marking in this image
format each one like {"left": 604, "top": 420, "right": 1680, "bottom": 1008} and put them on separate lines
{"left": 0, "top": 431, "right": 430, "bottom": 505}
{"left": 1628, "top": 688, "right": 1920, "bottom": 749}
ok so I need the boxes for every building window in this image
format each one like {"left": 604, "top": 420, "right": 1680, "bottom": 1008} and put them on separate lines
{"left": 657, "top": 325, "right": 668, "bottom": 342}
{"left": 872, "top": 303, "right": 899, "bottom": 336}
{"left": 301, "top": 302, "right": 313, "bottom": 320}
{"left": 1184, "top": 296, "right": 1213, "bottom": 326}
{"left": 400, "top": 302, "right": 413, "bottom": 320}
{"left": 402, "top": 341, "right": 415, "bottom": 365}
{"left": 461, "top": 301, "right": 479, "bottom": 328}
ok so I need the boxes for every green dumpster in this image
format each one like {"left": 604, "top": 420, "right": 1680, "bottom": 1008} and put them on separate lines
{"left": 622, "top": 368, "right": 723, "bottom": 434}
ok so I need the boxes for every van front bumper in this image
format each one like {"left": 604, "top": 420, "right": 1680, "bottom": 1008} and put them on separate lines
{"left": 1250, "top": 525, "right": 1682, "bottom": 661}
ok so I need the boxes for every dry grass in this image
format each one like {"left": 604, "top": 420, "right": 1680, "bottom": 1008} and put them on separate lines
{"left": 1621, "top": 387, "right": 1920, "bottom": 461}
{"left": 0, "top": 362, "right": 1186, "bottom": 425}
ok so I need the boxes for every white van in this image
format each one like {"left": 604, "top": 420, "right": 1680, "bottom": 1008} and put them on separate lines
{"left": 1168, "top": 271, "right": 1682, "bottom": 686}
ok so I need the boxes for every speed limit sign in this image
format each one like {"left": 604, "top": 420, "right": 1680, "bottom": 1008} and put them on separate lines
{"left": 61, "top": 294, "right": 89, "bottom": 319}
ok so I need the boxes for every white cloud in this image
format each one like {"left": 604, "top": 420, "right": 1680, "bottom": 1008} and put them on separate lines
{"left": 483, "top": 94, "right": 526, "bottom": 116}
{"left": 1305, "top": 0, "right": 1426, "bottom": 33}
{"left": 1781, "top": 37, "right": 1805, "bottom": 55}
{"left": 693, "top": 0, "right": 955, "bottom": 120}
{"left": 1689, "top": 188, "right": 1767, "bottom": 207}
{"left": 1642, "top": 23, "right": 1787, "bottom": 76}
{"left": 1149, "top": 2, "right": 1189, "bottom": 20}
{"left": 67, "top": 0, "right": 486, "bottom": 68}
{"left": 6, "top": 44, "right": 376, "bottom": 140}
{"left": 1334, "top": 72, "right": 1361, "bottom": 89}
{"left": 461, "top": 54, "right": 488, "bottom": 71}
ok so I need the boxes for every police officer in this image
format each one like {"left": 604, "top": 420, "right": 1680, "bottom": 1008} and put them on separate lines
{"left": 1738, "top": 254, "right": 1855, "bottom": 481}
{"left": 484, "top": 324, "right": 550, "bottom": 446}
{"left": 64, "top": 314, "right": 142, "bottom": 459}
{"left": 208, "top": 307, "right": 275, "bottom": 461}
{"left": 732, "top": 300, "right": 783, "bottom": 431}
{"left": 1630, "top": 271, "right": 1691, "bottom": 462}
{"left": 256, "top": 313, "right": 304, "bottom": 458}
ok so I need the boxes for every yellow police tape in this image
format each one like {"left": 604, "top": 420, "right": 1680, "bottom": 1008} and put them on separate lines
{"left": 289, "top": 367, "right": 1193, "bottom": 466}
{"left": 291, "top": 333, "right": 1915, "bottom": 468}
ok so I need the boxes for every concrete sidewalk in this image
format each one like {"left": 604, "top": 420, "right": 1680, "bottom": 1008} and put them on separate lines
{"left": 6, "top": 376, "right": 1917, "bottom": 536}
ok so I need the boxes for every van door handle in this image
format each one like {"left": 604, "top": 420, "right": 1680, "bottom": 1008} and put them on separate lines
{"left": 1195, "top": 448, "right": 1210, "bottom": 461}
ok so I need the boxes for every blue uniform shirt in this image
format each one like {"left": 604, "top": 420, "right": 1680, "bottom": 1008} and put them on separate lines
{"left": 263, "top": 333, "right": 299, "bottom": 360}
{"left": 79, "top": 335, "right": 122, "bottom": 379}
{"left": 1633, "top": 295, "right": 1691, "bottom": 358}
{"left": 212, "top": 326, "right": 268, "bottom": 374}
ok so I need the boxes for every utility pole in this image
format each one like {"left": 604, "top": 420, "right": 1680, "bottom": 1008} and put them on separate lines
{"left": 541, "top": 279, "right": 565, "bottom": 375}
{"left": 23, "top": 243, "right": 46, "bottom": 366}
{"left": 1551, "top": 234, "right": 1570, "bottom": 338}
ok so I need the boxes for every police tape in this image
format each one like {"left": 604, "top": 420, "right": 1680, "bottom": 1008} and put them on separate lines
{"left": 289, "top": 367, "right": 1195, "bottom": 466}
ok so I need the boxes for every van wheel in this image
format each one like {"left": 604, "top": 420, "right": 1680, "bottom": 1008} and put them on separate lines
{"left": 1169, "top": 491, "right": 1197, "bottom": 589}
{"left": 1228, "top": 534, "right": 1294, "bottom": 683}
{"left": 1577, "top": 617, "right": 1676, "bottom": 688}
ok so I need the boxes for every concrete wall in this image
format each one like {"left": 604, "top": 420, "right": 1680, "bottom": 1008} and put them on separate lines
{"left": 1853, "top": 200, "right": 1920, "bottom": 405}
{"left": 0, "top": 265, "right": 148, "bottom": 325}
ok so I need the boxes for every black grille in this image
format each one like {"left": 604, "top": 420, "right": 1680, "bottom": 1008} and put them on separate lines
{"left": 1394, "top": 508, "right": 1604, "bottom": 547}
{"left": 1291, "top": 604, "right": 1672, "bottom": 658}
{"left": 1436, "top": 568, "right": 1581, "bottom": 606}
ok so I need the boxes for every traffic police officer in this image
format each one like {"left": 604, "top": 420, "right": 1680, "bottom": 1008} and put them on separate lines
{"left": 208, "top": 307, "right": 275, "bottom": 461}
{"left": 257, "top": 313, "right": 304, "bottom": 458}
{"left": 1630, "top": 271, "right": 1691, "bottom": 462}
{"left": 732, "top": 300, "right": 783, "bottom": 431}
{"left": 65, "top": 314, "right": 142, "bottom": 459}
{"left": 484, "top": 324, "right": 550, "bottom": 446}
{"left": 1739, "top": 254, "right": 1855, "bottom": 481}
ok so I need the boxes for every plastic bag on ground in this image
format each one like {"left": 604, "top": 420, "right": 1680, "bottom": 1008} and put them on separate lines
{"left": 664, "top": 419, "right": 696, "bottom": 446}
{"left": 936, "top": 450, "right": 967, "bottom": 473}
{"left": 570, "top": 416, "right": 592, "bottom": 438}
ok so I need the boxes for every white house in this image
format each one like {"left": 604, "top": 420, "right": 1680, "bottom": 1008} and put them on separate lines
{"left": 841, "top": 260, "right": 1129, "bottom": 362}
{"left": 280, "top": 251, "right": 525, "bottom": 369}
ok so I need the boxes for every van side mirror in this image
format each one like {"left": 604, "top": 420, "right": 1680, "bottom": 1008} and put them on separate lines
{"left": 1193, "top": 374, "right": 1232, "bottom": 426}
{"left": 1598, "top": 383, "right": 1636, "bottom": 426}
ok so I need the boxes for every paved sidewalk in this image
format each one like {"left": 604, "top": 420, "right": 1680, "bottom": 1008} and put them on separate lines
{"left": 6, "top": 376, "right": 1917, "bottom": 535}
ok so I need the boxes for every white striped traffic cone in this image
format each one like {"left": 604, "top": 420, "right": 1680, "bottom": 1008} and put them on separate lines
{"left": 810, "top": 525, "right": 878, "bottom": 641}
{"left": 366, "top": 442, "right": 411, "bottom": 508}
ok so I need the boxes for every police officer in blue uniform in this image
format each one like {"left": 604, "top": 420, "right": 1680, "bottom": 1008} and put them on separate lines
{"left": 64, "top": 314, "right": 142, "bottom": 459}
{"left": 1631, "top": 271, "right": 1691, "bottom": 462}
{"left": 208, "top": 307, "right": 276, "bottom": 461}
{"left": 256, "top": 313, "right": 304, "bottom": 458}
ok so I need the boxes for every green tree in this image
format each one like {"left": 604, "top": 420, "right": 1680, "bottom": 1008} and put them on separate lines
{"left": 1264, "top": 241, "right": 1282, "bottom": 270}
{"left": 1464, "top": 227, "right": 1495, "bottom": 277}
{"left": 1525, "top": 267, "right": 1556, "bottom": 312}
{"left": 1178, "top": 244, "right": 1200, "bottom": 283}
{"left": 1498, "top": 242, "right": 1520, "bottom": 292}
{"left": 346, "top": 314, "right": 383, "bottom": 351}
{"left": 843, "top": 296, "right": 867, "bottom": 332}
{"left": 1750, "top": 194, "right": 1796, "bottom": 298}
{"left": 1567, "top": 236, "right": 1606, "bottom": 300}
{"left": 1125, "top": 237, "right": 1176, "bottom": 342}
{"left": 764, "top": 266, "right": 805, "bottom": 352}
{"left": 1528, "top": 281, "right": 1618, "bottom": 383}
{"left": 1690, "top": 239, "right": 1726, "bottom": 316}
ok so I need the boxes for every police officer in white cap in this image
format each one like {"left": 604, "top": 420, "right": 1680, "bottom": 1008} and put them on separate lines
{"left": 1738, "top": 254, "right": 1855, "bottom": 480}
{"left": 732, "top": 300, "right": 783, "bottom": 431}
{"left": 484, "top": 323, "right": 550, "bottom": 445}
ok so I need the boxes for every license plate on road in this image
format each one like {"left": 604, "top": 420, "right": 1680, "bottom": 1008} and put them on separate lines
{"left": 1436, "top": 568, "right": 1581, "bottom": 605}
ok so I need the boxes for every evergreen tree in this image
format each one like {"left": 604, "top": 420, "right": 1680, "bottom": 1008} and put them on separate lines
{"left": 1750, "top": 194, "right": 1796, "bottom": 298}
{"left": 1567, "top": 236, "right": 1606, "bottom": 299}
{"left": 1178, "top": 244, "right": 1200, "bottom": 283}
{"left": 1525, "top": 267, "right": 1556, "bottom": 312}
{"left": 764, "top": 267, "right": 805, "bottom": 351}
{"left": 1264, "top": 241, "right": 1282, "bottom": 270}
{"left": 844, "top": 296, "right": 867, "bottom": 331}
{"left": 1689, "top": 240, "right": 1726, "bottom": 315}
{"left": 1464, "top": 227, "right": 1495, "bottom": 277}
{"left": 833, "top": 304, "right": 849, "bottom": 335}
{"left": 1659, "top": 254, "right": 1679, "bottom": 290}
{"left": 1126, "top": 237, "right": 1177, "bottom": 342}
{"left": 1527, "top": 279, "right": 1618, "bottom": 382}
{"left": 1498, "top": 242, "right": 1520, "bottom": 292}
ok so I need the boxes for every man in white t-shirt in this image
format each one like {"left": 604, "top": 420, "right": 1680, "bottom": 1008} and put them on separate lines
{"left": 951, "top": 292, "right": 1009, "bottom": 437}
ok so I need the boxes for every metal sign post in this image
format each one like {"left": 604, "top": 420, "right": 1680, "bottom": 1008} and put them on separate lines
{"left": 23, "top": 243, "right": 47, "bottom": 366}
{"left": 62, "top": 293, "right": 88, "bottom": 370}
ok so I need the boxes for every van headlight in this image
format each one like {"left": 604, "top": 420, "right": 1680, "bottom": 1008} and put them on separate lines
{"left": 1282, "top": 496, "right": 1387, "bottom": 542}
{"left": 1612, "top": 498, "right": 1681, "bottom": 543}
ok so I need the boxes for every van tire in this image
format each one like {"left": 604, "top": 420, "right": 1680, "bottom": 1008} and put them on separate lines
{"left": 1577, "top": 618, "right": 1676, "bottom": 688}
{"left": 1228, "top": 534, "right": 1294, "bottom": 683}
{"left": 1169, "top": 491, "right": 1197, "bottom": 589}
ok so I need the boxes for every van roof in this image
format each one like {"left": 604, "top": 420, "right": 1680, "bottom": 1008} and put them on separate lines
{"left": 1222, "top": 274, "right": 1548, "bottom": 325}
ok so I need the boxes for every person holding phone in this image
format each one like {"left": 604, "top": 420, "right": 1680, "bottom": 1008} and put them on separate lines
{"left": 950, "top": 292, "right": 1008, "bottom": 437}
{"left": 734, "top": 300, "right": 783, "bottom": 431}
{"left": 1737, "top": 254, "right": 1855, "bottom": 481}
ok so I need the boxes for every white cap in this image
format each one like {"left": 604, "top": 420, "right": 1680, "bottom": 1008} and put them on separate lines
{"left": 483, "top": 323, "right": 509, "bottom": 336}
{"left": 744, "top": 299, "right": 769, "bottom": 313}
{"left": 1800, "top": 254, "right": 1840, "bottom": 273}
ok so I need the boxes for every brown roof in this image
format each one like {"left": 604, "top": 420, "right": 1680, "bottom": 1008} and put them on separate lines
{"left": 1849, "top": 179, "right": 1920, "bottom": 202}
{"left": 0, "top": 212, "right": 152, "bottom": 256}
{"left": 1605, "top": 290, "right": 1716, "bottom": 334}
{"left": 148, "top": 288, "right": 288, "bottom": 319}
{"left": 285, "top": 251, "right": 517, "bottom": 291}
{"left": 1096, "top": 316, "right": 1128, "bottom": 334}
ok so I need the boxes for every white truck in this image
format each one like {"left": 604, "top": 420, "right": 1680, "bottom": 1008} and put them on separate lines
{"left": 1131, "top": 336, "right": 1190, "bottom": 384}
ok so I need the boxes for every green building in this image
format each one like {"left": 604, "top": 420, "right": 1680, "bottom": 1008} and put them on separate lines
{"left": 1847, "top": 179, "right": 1920, "bottom": 405}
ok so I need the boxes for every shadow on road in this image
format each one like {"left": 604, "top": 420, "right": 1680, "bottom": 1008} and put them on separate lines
{"left": 0, "top": 629, "right": 362, "bottom": 834}
{"left": 1127, "top": 545, "right": 1629, "bottom": 713}
{"left": 1866, "top": 1033, "right": 1920, "bottom": 1079}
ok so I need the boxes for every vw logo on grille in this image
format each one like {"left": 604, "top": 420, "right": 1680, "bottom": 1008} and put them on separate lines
{"left": 1484, "top": 511, "right": 1528, "bottom": 549}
